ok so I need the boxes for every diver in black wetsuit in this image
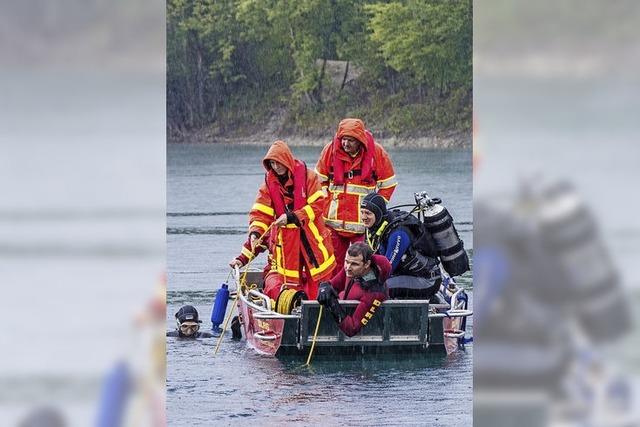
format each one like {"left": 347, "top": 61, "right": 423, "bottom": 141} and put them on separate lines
{"left": 166, "top": 305, "right": 214, "bottom": 338}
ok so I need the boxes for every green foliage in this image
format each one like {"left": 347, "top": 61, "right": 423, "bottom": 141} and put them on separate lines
{"left": 366, "top": 0, "right": 472, "bottom": 94}
{"left": 167, "top": 0, "right": 472, "bottom": 140}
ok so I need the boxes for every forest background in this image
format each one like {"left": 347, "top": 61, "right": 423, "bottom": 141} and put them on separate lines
{"left": 167, "top": 0, "right": 472, "bottom": 146}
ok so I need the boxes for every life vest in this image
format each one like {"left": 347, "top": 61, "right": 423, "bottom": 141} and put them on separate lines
{"left": 330, "top": 130, "right": 377, "bottom": 186}
{"left": 265, "top": 159, "right": 307, "bottom": 215}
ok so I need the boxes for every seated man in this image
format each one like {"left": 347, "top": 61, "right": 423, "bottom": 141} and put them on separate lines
{"left": 360, "top": 192, "right": 442, "bottom": 299}
{"left": 317, "top": 242, "right": 390, "bottom": 337}
{"left": 166, "top": 305, "right": 213, "bottom": 338}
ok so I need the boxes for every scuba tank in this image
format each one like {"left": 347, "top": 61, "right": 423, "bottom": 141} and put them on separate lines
{"left": 417, "top": 192, "right": 470, "bottom": 277}
{"left": 524, "top": 180, "right": 630, "bottom": 343}
{"left": 210, "top": 283, "right": 230, "bottom": 333}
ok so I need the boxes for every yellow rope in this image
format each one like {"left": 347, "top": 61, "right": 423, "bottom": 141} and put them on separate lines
{"left": 276, "top": 288, "right": 298, "bottom": 314}
{"left": 213, "top": 295, "right": 239, "bottom": 355}
{"left": 215, "top": 225, "right": 272, "bottom": 356}
{"left": 304, "top": 305, "right": 323, "bottom": 366}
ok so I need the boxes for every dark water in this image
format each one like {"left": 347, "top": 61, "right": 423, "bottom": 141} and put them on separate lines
{"left": 167, "top": 143, "right": 472, "bottom": 426}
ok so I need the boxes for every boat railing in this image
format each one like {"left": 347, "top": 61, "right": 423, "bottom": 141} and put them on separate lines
{"left": 429, "top": 288, "right": 473, "bottom": 318}
{"left": 234, "top": 267, "right": 300, "bottom": 320}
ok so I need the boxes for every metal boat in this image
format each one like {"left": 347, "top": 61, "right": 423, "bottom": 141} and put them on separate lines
{"left": 234, "top": 269, "right": 472, "bottom": 357}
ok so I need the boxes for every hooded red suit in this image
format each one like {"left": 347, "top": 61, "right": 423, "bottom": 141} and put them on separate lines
{"left": 315, "top": 118, "right": 397, "bottom": 269}
{"left": 235, "top": 141, "right": 336, "bottom": 300}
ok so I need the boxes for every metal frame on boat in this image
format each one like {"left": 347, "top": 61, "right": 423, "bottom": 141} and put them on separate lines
{"left": 234, "top": 269, "right": 472, "bottom": 357}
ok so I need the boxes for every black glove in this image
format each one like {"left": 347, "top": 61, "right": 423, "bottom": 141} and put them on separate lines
{"left": 286, "top": 212, "right": 301, "bottom": 226}
{"left": 327, "top": 296, "right": 346, "bottom": 324}
{"left": 317, "top": 281, "right": 337, "bottom": 305}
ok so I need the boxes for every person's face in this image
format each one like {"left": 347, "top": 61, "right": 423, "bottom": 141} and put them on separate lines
{"left": 344, "top": 253, "right": 371, "bottom": 278}
{"left": 269, "top": 160, "right": 287, "bottom": 176}
{"left": 179, "top": 322, "right": 200, "bottom": 337}
{"left": 360, "top": 208, "right": 376, "bottom": 228}
{"left": 341, "top": 136, "right": 361, "bottom": 156}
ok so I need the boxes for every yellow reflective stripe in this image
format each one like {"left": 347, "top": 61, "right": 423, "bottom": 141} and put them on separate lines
{"left": 241, "top": 247, "right": 255, "bottom": 260}
{"left": 310, "top": 254, "right": 336, "bottom": 276}
{"left": 327, "top": 183, "right": 374, "bottom": 196}
{"left": 307, "top": 190, "right": 324, "bottom": 204}
{"left": 343, "top": 220, "right": 366, "bottom": 226}
{"left": 346, "top": 184, "right": 375, "bottom": 195}
{"left": 324, "top": 218, "right": 341, "bottom": 228}
{"left": 303, "top": 204, "right": 315, "bottom": 222}
{"left": 307, "top": 220, "right": 329, "bottom": 260}
{"left": 276, "top": 266, "right": 300, "bottom": 279}
{"left": 348, "top": 182, "right": 376, "bottom": 190}
{"left": 377, "top": 175, "right": 398, "bottom": 190}
{"left": 278, "top": 254, "right": 334, "bottom": 278}
{"left": 285, "top": 223, "right": 298, "bottom": 228}
{"left": 378, "top": 182, "right": 397, "bottom": 190}
{"left": 250, "top": 220, "right": 269, "bottom": 232}
{"left": 328, "top": 198, "right": 338, "bottom": 220}
{"left": 252, "top": 203, "right": 275, "bottom": 216}
{"left": 314, "top": 168, "right": 328, "bottom": 180}
{"left": 324, "top": 218, "right": 365, "bottom": 234}
{"left": 275, "top": 231, "right": 299, "bottom": 278}
{"left": 328, "top": 184, "right": 344, "bottom": 193}
{"left": 328, "top": 183, "right": 375, "bottom": 194}
{"left": 378, "top": 180, "right": 398, "bottom": 189}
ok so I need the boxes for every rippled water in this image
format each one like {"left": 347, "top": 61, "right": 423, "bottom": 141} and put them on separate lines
{"left": 167, "top": 143, "right": 472, "bottom": 426}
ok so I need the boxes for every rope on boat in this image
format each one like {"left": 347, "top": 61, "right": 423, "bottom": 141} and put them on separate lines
{"left": 215, "top": 225, "right": 272, "bottom": 356}
{"left": 304, "top": 305, "right": 323, "bottom": 366}
{"left": 275, "top": 288, "right": 298, "bottom": 314}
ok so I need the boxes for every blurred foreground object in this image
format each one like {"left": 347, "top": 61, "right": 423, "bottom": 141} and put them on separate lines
{"left": 18, "top": 407, "right": 66, "bottom": 427}
{"left": 475, "top": 178, "right": 635, "bottom": 426}
{"left": 474, "top": 0, "right": 640, "bottom": 425}
{"left": 0, "top": 0, "right": 165, "bottom": 425}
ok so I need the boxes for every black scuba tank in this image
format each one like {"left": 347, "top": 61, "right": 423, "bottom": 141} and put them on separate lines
{"left": 421, "top": 200, "right": 470, "bottom": 277}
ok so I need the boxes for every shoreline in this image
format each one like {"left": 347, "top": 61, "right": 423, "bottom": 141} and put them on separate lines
{"left": 167, "top": 130, "right": 472, "bottom": 149}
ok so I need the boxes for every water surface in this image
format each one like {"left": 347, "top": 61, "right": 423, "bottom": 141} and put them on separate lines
{"left": 167, "top": 143, "right": 473, "bottom": 426}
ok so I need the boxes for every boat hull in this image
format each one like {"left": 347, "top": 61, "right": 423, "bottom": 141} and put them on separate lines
{"left": 235, "top": 271, "right": 471, "bottom": 357}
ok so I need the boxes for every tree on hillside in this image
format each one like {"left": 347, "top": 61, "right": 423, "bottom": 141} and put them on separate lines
{"left": 366, "top": 0, "right": 472, "bottom": 97}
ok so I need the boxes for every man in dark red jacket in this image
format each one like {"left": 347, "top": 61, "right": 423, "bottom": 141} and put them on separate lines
{"left": 317, "top": 242, "right": 390, "bottom": 337}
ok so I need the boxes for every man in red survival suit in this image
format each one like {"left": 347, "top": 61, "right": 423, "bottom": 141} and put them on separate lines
{"left": 316, "top": 242, "right": 390, "bottom": 337}
{"left": 314, "top": 118, "right": 397, "bottom": 271}
{"left": 229, "top": 140, "right": 336, "bottom": 306}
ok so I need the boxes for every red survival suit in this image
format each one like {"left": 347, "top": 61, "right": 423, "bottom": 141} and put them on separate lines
{"left": 327, "top": 254, "right": 391, "bottom": 337}
{"left": 234, "top": 141, "right": 336, "bottom": 301}
{"left": 315, "top": 118, "right": 397, "bottom": 270}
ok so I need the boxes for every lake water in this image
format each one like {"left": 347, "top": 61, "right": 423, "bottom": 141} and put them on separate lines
{"left": 166, "top": 143, "right": 473, "bottom": 426}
